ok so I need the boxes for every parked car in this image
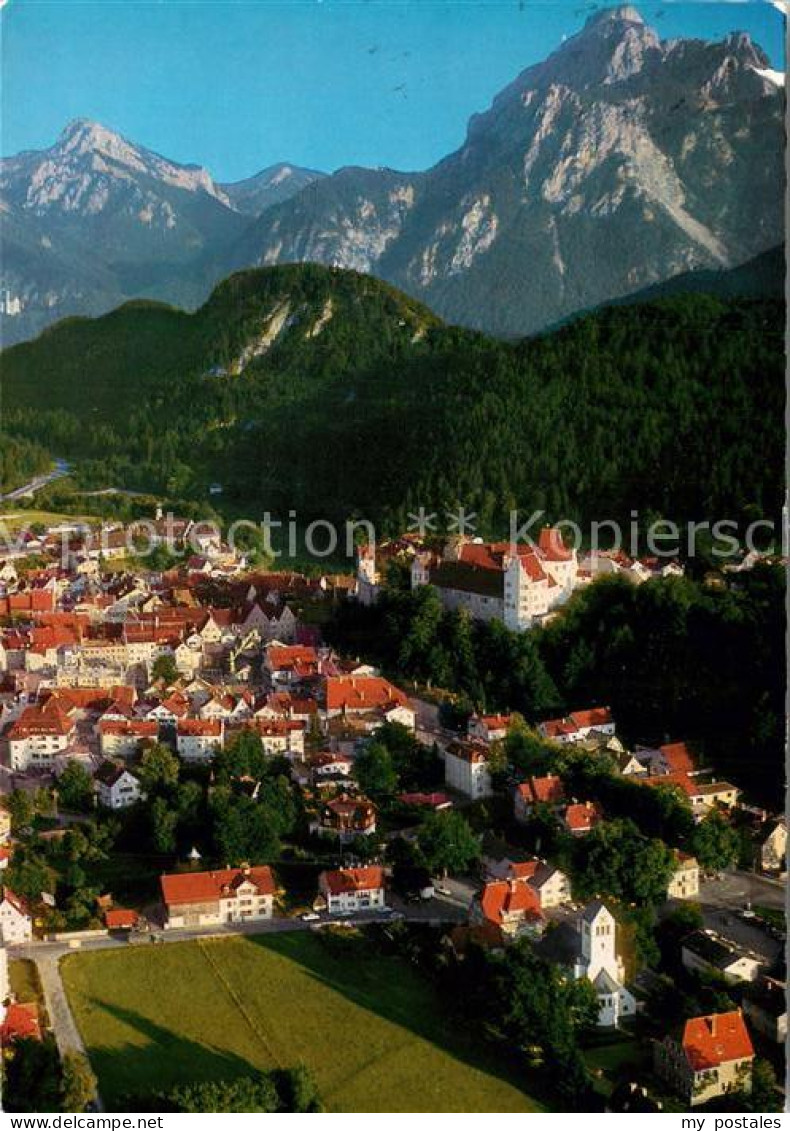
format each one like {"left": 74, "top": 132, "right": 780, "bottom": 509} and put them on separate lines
{"left": 301, "top": 912, "right": 320, "bottom": 922}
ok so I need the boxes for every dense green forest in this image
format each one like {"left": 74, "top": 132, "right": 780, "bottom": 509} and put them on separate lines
{"left": 0, "top": 264, "right": 783, "bottom": 533}
{"left": 0, "top": 433, "right": 52, "bottom": 494}
{"left": 327, "top": 566, "right": 785, "bottom": 807}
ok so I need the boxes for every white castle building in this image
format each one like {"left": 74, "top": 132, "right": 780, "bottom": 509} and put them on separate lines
{"left": 356, "top": 528, "right": 580, "bottom": 631}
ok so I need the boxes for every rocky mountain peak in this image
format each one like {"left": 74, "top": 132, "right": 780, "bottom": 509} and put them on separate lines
{"left": 585, "top": 5, "right": 644, "bottom": 29}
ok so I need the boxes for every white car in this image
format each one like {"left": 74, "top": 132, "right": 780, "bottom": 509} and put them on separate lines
{"left": 301, "top": 912, "right": 320, "bottom": 922}
{"left": 434, "top": 884, "right": 452, "bottom": 897}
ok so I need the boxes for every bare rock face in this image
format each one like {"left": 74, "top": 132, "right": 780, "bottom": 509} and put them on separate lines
{"left": 1, "top": 6, "right": 784, "bottom": 343}
{"left": 0, "top": 123, "right": 321, "bottom": 344}
{"left": 237, "top": 5, "right": 784, "bottom": 336}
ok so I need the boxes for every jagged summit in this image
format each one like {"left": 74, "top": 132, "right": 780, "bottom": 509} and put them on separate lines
{"left": 584, "top": 5, "right": 645, "bottom": 30}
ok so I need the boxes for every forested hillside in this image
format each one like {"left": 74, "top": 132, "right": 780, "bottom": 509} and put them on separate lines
{"left": 0, "top": 264, "right": 783, "bottom": 532}
{"left": 0, "top": 434, "right": 52, "bottom": 495}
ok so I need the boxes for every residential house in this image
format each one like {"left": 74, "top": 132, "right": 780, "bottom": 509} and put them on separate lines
{"left": 0, "top": 888, "right": 32, "bottom": 944}
{"left": 471, "top": 878, "right": 544, "bottom": 942}
{"left": 667, "top": 852, "right": 700, "bottom": 900}
{"left": 6, "top": 698, "right": 77, "bottom": 771}
{"left": 467, "top": 714, "right": 511, "bottom": 744}
{"left": 161, "top": 865, "right": 275, "bottom": 929}
{"left": 309, "top": 752, "right": 354, "bottom": 784}
{"left": 310, "top": 794, "right": 377, "bottom": 844}
{"left": 681, "top": 930, "right": 763, "bottom": 984}
{"left": 561, "top": 800, "right": 603, "bottom": 836}
{"left": 644, "top": 774, "right": 740, "bottom": 819}
{"left": 323, "top": 676, "right": 413, "bottom": 729}
{"left": 98, "top": 718, "right": 159, "bottom": 759}
{"left": 514, "top": 774, "right": 565, "bottom": 822}
{"left": 317, "top": 866, "right": 386, "bottom": 915}
{"left": 176, "top": 718, "right": 223, "bottom": 762}
{"left": 654, "top": 1011, "right": 753, "bottom": 1107}
{"left": 615, "top": 750, "right": 648, "bottom": 777}
{"left": 539, "top": 707, "right": 615, "bottom": 745}
{"left": 444, "top": 739, "right": 493, "bottom": 800}
{"left": 242, "top": 718, "right": 306, "bottom": 758}
{"left": 264, "top": 644, "right": 319, "bottom": 688}
{"left": 95, "top": 761, "right": 143, "bottom": 810}
{"left": 487, "top": 858, "right": 572, "bottom": 909}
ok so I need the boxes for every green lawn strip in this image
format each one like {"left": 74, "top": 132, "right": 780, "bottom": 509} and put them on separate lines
{"left": 62, "top": 933, "right": 542, "bottom": 1112}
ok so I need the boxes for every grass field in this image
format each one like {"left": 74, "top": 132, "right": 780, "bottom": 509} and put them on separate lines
{"left": 0, "top": 509, "right": 95, "bottom": 534}
{"left": 62, "top": 932, "right": 543, "bottom": 1112}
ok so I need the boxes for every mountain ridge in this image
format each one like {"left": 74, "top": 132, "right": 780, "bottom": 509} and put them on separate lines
{"left": 0, "top": 6, "right": 784, "bottom": 343}
{"left": 0, "top": 262, "right": 783, "bottom": 536}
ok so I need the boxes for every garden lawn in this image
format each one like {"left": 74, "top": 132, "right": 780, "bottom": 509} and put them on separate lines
{"left": 62, "top": 931, "right": 542, "bottom": 1112}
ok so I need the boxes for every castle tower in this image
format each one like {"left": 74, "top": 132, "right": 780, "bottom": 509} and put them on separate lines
{"left": 503, "top": 554, "right": 526, "bottom": 632}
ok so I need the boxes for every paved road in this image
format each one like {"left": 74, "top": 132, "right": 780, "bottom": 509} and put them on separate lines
{"left": 35, "top": 953, "right": 106, "bottom": 1112}
{"left": 0, "top": 459, "right": 71, "bottom": 503}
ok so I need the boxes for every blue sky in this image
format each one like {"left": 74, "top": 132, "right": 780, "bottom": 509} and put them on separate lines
{"left": 1, "top": 1, "right": 785, "bottom": 180}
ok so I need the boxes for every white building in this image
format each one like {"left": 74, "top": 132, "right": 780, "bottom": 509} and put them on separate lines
{"left": 6, "top": 702, "right": 76, "bottom": 771}
{"left": 161, "top": 866, "right": 275, "bottom": 930}
{"left": 318, "top": 866, "right": 386, "bottom": 915}
{"left": 541, "top": 900, "right": 635, "bottom": 1027}
{"left": 444, "top": 740, "right": 493, "bottom": 800}
{"left": 95, "top": 762, "right": 143, "bottom": 810}
{"left": 667, "top": 852, "right": 700, "bottom": 900}
{"left": 0, "top": 889, "right": 32, "bottom": 944}
{"left": 681, "top": 930, "right": 763, "bottom": 984}
{"left": 176, "top": 719, "right": 223, "bottom": 762}
{"left": 411, "top": 528, "right": 579, "bottom": 633}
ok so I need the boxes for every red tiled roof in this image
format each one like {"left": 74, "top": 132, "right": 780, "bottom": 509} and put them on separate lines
{"left": 177, "top": 718, "right": 222, "bottom": 737}
{"left": 0, "top": 887, "right": 30, "bottom": 919}
{"left": 569, "top": 706, "right": 613, "bottom": 730}
{"left": 563, "top": 801, "right": 603, "bottom": 831}
{"left": 7, "top": 700, "right": 75, "bottom": 740}
{"left": 266, "top": 645, "right": 318, "bottom": 671}
{"left": 644, "top": 772, "right": 697, "bottom": 799}
{"left": 538, "top": 527, "right": 574, "bottom": 562}
{"left": 474, "top": 714, "right": 511, "bottom": 732}
{"left": 479, "top": 879, "right": 543, "bottom": 927}
{"left": 659, "top": 741, "right": 697, "bottom": 775}
{"left": 99, "top": 719, "right": 158, "bottom": 738}
{"left": 541, "top": 717, "right": 578, "bottom": 739}
{"left": 682, "top": 1011, "right": 754, "bottom": 1071}
{"left": 325, "top": 676, "right": 408, "bottom": 713}
{"left": 518, "top": 774, "right": 566, "bottom": 805}
{"left": 105, "top": 908, "right": 139, "bottom": 930}
{"left": 161, "top": 866, "right": 275, "bottom": 907}
{"left": 0, "top": 590, "right": 54, "bottom": 617}
{"left": 320, "top": 866, "right": 385, "bottom": 895}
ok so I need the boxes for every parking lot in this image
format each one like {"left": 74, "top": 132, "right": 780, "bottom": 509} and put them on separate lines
{"left": 695, "top": 869, "right": 786, "bottom": 962}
